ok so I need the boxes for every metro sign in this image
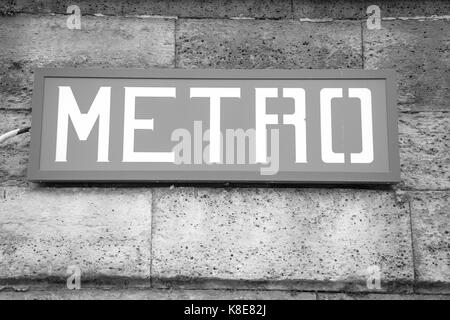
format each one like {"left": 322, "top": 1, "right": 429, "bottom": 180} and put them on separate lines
{"left": 28, "top": 69, "right": 400, "bottom": 183}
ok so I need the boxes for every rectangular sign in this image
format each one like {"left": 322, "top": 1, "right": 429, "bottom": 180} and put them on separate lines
{"left": 28, "top": 68, "right": 400, "bottom": 183}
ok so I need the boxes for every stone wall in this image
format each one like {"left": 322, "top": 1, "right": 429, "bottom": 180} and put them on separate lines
{"left": 0, "top": 0, "right": 448, "bottom": 295}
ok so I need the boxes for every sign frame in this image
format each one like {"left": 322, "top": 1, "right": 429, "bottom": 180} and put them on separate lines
{"left": 28, "top": 68, "right": 400, "bottom": 184}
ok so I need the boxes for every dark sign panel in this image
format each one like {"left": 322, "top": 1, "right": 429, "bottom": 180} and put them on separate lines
{"left": 28, "top": 68, "right": 400, "bottom": 183}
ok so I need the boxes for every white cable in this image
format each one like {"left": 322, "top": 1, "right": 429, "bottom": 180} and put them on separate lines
{"left": 0, "top": 127, "right": 30, "bottom": 144}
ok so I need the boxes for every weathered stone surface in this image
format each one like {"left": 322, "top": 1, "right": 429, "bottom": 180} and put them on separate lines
{"left": 318, "top": 292, "right": 450, "bottom": 300}
{"left": 295, "top": 0, "right": 450, "bottom": 20}
{"left": 293, "top": 0, "right": 365, "bottom": 20}
{"left": 364, "top": 20, "right": 450, "bottom": 111}
{"left": 0, "top": 187, "right": 152, "bottom": 280}
{"left": 10, "top": 0, "right": 52, "bottom": 13}
{"left": 399, "top": 112, "right": 450, "bottom": 190}
{"left": 2, "top": 287, "right": 448, "bottom": 300}
{"left": 12, "top": 0, "right": 292, "bottom": 18}
{"left": 362, "top": 0, "right": 450, "bottom": 18}
{"left": 177, "top": 19, "right": 362, "bottom": 69}
{"left": 152, "top": 188, "right": 413, "bottom": 292}
{"left": 291, "top": 0, "right": 450, "bottom": 20}
{"left": 0, "top": 14, "right": 175, "bottom": 110}
{"left": 0, "top": 111, "right": 31, "bottom": 186}
{"left": 0, "top": 287, "right": 316, "bottom": 300}
{"left": 11, "top": 0, "right": 450, "bottom": 19}
{"left": 410, "top": 192, "right": 450, "bottom": 294}
{"left": 0, "top": 0, "right": 12, "bottom": 14}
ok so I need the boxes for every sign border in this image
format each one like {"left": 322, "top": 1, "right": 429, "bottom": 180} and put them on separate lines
{"left": 28, "top": 68, "right": 400, "bottom": 184}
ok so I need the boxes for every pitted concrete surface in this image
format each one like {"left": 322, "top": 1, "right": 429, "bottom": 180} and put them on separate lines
{"left": 151, "top": 188, "right": 413, "bottom": 291}
{"left": 0, "top": 14, "right": 175, "bottom": 111}
{"left": 10, "top": 0, "right": 293, "bottom": 19}
{"left": 411, "top": 192, "right": 450, "bottom": 293}
{"left": 176, "top": 19, "right": 362, "bottom": 69}
{"left": 8, "top": 0, "right": 450, "bottom": 19}
{"left": 317, "top": 292, "right": 449, "bottom": 300}
{"left": 0, "top": 187, "right": 152, "bottom": 280}
{"left": 364, "top": 20, "right": 450, "bottom": 111}
{"left": 399, "top": 112, "right": 450, "bottom": 190}
{"left": 0, "top": 286, "right": 447, "bottom": 300}
{"left": 0, "top": 287, "right": 317, "bottom": 300}
{"left": 362, "top": 0, "right": 450, "bottom": 18}
{"left": 0, "top": 0, "right": 449, "bottom": 296}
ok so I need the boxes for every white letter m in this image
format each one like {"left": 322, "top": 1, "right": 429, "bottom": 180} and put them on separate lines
{"left": 55, "top": 86, "right": 111, "bottom": 162}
